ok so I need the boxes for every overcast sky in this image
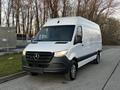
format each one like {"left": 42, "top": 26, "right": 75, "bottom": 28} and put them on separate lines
{"left": 110, "top": 0, "right": 120, "bottom": 19}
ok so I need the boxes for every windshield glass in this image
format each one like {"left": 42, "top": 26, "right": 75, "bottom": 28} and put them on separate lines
{"left": 33, "top": 25, "right": 75, "bottom": 42}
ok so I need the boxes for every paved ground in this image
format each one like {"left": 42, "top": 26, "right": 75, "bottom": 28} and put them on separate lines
{"left": 0, "top": 46, "right": 120, "bottom": 90}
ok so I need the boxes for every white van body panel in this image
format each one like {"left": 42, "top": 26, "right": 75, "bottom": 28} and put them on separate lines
{"left": 44, "top": 17, "right": 78, "bottom": 26}
{"left": 24, "top": 42, "right": 72, "bottom": 52}
{"left": 78, "top": 55, "right": 97, "bottom": 68}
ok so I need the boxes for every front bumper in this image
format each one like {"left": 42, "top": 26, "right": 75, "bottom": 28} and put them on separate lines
{"left": 22, "top": 56, "right": 72, "bottom": 73}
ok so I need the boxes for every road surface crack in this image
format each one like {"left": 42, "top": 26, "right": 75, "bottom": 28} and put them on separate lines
{"left": 102, "top": 59, "right": 120, "bottom": 90}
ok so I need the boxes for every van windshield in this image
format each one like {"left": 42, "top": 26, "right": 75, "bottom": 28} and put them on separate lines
{"left": 33, "top": 25, "right": 75, "bottom": 42}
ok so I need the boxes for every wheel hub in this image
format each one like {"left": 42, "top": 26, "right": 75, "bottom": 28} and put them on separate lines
{"left": 71, "top": 65, "right": 76, "bottom": 78}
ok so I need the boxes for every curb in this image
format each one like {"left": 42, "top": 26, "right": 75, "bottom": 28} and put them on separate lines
{"left": 0, "top": 71, "right": 27, "bottom": 84}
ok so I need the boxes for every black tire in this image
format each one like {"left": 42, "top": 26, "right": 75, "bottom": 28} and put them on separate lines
{"left": 30, "top": 72, "right": 39, "bottom": 76}
{"left": 65, "top": 61, "right": 77, "bottom": 80}
{"left": 93, "top": 52, "right": 100, "bottom": 64}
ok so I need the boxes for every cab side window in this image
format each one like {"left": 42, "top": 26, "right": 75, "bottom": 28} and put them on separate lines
{"left": 74, "top": 26, "right": 82, "bottom": 44}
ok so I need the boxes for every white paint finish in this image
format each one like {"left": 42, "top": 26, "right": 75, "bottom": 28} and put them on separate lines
{"left": 78, "top": 55, "right": 97, "bottom": 68}
{"left": 44, "top": 17, "right": 99, "bottom": 30}
{"left": 25, "top": 42, "right": 72, "bottom": 52}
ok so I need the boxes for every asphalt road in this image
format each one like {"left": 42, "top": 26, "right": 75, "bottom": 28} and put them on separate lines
{"left": 0, "top": 47, "right": 120, "bottom": 90}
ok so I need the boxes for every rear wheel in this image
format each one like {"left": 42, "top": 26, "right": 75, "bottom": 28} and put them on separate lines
{"left": 65, "top": 62, "right": 77, "bottom": 80}
{"left": 93, "top": 52, "right": 100, "bottom": 64}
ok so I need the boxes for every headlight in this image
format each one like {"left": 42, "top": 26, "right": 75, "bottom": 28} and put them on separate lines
{"left": 22, "top": 50, "right": 26, "bottom": 56}
{"left": 54, "top": 50, "right": 67, "bottom": 57}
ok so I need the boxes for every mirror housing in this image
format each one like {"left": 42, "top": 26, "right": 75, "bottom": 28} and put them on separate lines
{"left": 31, "top": 36, "right": 35, "bottom": 42}
{"left": 74, "top": 36, "right": 82, "bottom": 45}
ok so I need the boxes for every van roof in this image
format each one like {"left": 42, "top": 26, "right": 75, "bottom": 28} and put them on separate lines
{"left": 44, "top": 16, "right": 99, "bottom": 29}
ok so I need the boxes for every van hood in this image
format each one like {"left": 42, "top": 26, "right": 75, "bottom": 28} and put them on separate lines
{"left": 24, "top": 42, "right": 71, "bottom": 52}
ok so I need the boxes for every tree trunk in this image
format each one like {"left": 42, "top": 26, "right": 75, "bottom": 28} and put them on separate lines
{"left": 11, "top": 0, "right": 15, "bottom": 26}
{"left": 22, "top": 12, "right": 25, "bottom": 34}
{"left": 62, "top": 0, "right": 67, "bottom": 17}
{"left": 76, "top": 0, "right": 81, "bottom": 16}
{"left": 26, "top": 8, "right": 30, "bottom": 34}
{"left": 29, "top": 7, "right": 33, "bottom": 36}
{"left": 16, "top": 0, "right": 20, "bottom": 33}
{"left": 35, "top": 0, "right": 39, "bottom": 33}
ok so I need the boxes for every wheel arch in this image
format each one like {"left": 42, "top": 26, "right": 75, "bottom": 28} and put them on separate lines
{"left": 72, "top": 57, "right": 78, "bottom": 69}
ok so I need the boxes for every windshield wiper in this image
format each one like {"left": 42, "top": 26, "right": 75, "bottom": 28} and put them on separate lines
{"left": 33, "top": 40, "right": 42, "bottom": 41}
{"left": 55, "top": 41, "right": 68, "bottom": 44}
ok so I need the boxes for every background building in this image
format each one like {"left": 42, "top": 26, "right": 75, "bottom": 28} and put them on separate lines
{"left": 0, "top": 27, "right": 16, "bottom": 49}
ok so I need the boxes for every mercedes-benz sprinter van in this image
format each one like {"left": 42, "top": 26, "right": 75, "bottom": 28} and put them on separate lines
{"left": 22, "top": 17, "right": 102, "bottom": 80}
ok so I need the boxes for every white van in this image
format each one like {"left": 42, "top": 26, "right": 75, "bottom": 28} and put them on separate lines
{"left": 22, "top": 17, "right": 102, "bottom": 80}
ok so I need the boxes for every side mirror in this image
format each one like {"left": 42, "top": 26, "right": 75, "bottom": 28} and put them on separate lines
{"left": 31, "top": 37, "right": 35, "bottom": 42}
{"left": 74, "top": 36, "right": 82, "bottom": 45}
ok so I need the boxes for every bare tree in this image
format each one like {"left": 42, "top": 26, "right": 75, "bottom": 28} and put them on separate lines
{"left": 21, "top": 1, "right": 26, "bottom": 34}
{"left": 47, "top": 0, "right": 59, "bottom": 18}
{"left": 62, "top": 0, "right": 67, "bottom": 17}
{"left": 15, "top": 0, "right": 20, "bottom": 33}
{"left": 75, "top": 0, "right": 118, "bottom": 22}
{"left": 11, "top": 0, "right": 15, "bottom": 26}
{"left": 5, "top": 0, "right": 12, "bottom": 27}
{"left": 43, "top": 0, "right": 48, "bottom": 24}
{"left": 35, "top": 0, "right": 39, "bottom": 32}
{"left": 29, "top": 4, "right": 34, "bottom": 36}
{"left": 1, "top": 0, "right": 119, "bottom": 41}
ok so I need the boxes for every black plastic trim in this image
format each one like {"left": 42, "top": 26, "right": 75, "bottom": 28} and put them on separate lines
{"left": 22, "top": 50, "right": 102, "bottom": 73}
{"left": 22, "top": 56, "right": 72, "bottom": 73}
{"left": 77, "top": 51, "right": 98, "bottom": 62}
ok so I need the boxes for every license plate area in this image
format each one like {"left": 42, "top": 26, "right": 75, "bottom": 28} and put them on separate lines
{"left": 32, "top": 67, "right": 44, "bottom": 74}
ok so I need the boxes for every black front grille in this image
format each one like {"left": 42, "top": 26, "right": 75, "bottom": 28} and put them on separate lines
{"left": 26, "top": 52, "right": 54, "bottom": 68}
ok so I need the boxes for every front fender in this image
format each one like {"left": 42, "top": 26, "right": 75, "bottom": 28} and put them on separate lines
{"left": 66, "top": 52, "right": 77, "bottom": 61}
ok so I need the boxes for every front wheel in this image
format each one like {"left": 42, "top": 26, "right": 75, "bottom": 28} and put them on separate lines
{"left": 65, "top": 62, "right": 77, "bottom": 80}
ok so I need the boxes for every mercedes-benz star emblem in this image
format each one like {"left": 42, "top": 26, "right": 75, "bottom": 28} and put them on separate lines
{"left": 34, "top": 53, "right": 39, "bottom": 60}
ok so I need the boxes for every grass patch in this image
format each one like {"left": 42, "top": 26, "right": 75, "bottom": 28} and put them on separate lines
{"left": 0, "top": 53, "right": 22, "bottom": 77}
